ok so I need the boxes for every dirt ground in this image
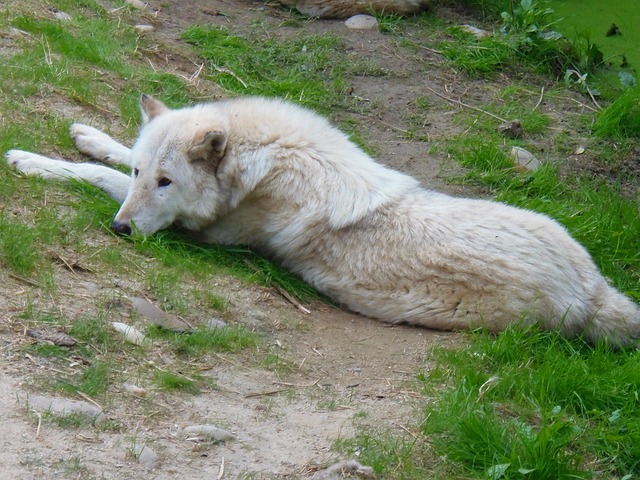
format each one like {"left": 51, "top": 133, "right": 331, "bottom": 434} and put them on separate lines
{"left": 0, "top": 1, "right": 626, "bottom": 479}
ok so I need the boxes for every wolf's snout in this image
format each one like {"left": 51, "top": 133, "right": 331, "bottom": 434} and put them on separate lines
{"left": 111, "top": 220, "right": 132, "bottom": 236}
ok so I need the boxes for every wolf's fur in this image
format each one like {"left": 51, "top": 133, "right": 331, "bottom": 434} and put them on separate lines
{"left": 275, "top": 0, "right": 431, "bottom": 18}
{"left": 6, "top": 95, "right": 640, "bottom": 346}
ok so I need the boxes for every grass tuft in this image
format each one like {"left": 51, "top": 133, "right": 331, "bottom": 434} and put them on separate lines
{"left": 593, "top": 85, "right": 640, "bottom": 139}
{"left": 148, "top": 325, "right": 257, "bottom": 357}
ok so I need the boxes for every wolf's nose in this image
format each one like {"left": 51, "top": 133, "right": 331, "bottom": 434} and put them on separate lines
{"left": 111, "top": 220, "right": 132, "bottom": 236}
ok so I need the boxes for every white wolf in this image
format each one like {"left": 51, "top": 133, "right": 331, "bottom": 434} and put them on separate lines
{"left": 6, "top": 95, "right": 640, "bottom": 346}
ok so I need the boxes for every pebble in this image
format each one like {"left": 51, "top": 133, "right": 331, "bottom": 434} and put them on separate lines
{"left": 134, "top": 24, "right": 155, "bottom": 32}
{"left": 129, "top": 296, "right": 192, "bottom": 332}
{"left": 345, "top": 15, "right": 378, "bottom": 30}
{"left": 131, "top": 442, "right": 160, "bottom": 469}
{"left": 510, "top": 146, "right": 541, "bottom": 172}
{"left": 125, "top": 0, "right": 147, "bottom": 9}
{"left": 206, "top": 318, "right": 228, "bottom": 330}
{"left": 123, "top": 383, "right": 146, "bottom": 397}
{"left": 459, "top": 24, "right": 491, "bottom": 39}
{"left": 183, "top": 424, "right": 235, "bottom": 442}
{"left": 498, "top": 120, "right": 523, "bottom": 139}
{"left": 26, "top": 394, "right": 104, "bottom": 421}
{"left": 112, "top": 322, "right": 148, "bottom": 346}
{"left": 311, "top": 459, "right": 375, "bottom": 479}
{"left": 53, "top": 10, "right": 72, "bottom": 21}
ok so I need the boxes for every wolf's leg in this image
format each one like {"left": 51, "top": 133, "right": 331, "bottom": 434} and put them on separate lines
{"left": 70, "top": 124, "right": 132, "bottom": 167}
{"left": 6, "top": 150, "right": 130, "bottom": 204}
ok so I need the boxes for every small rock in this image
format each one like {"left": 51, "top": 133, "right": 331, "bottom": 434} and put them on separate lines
{"left": 498, "top": 120, "right": 523, "bottom": 139}
{"left": 574, "top": 146, "right": 585, "bottom": 155}
{"left": 123, "top": 383, "right": 146, "bottom": 397}
{"left": 311, "top": 460, "right": 376, "bottom": 479}
{"left": 27, "top": 329, "right": 77, "bottom": 347}
{"left": 53, "top": 10, "right": 72, "bottom": 21}
{"left": 511, "top": 146, "right": 541, "bottom": 172}
{"left": 112, "top": 322, "right": 148, "bottom": 346}
{"left": 26, "top": 394, "right": 104, "bottom": 421}
{"left": 345, "top": 15, "right": 378, "bottom": 30}
{"left": 130, "top": 297, "right": 192, "bottom": 332}
{"left": 131, "top": 442, "right": 160, "bottom": 470}
{"left": 206, "top": 318, "right": 228, "bottom": 330}
{"left": 134, "top": 24, "right": 154, "bottom": 32}
{"left": 125, "top": 0, "right": 147, "bottom": 9}
{"left": 183, "top": 425, "right": 235, "bottom": 442}
{"left": 459, "top": 24, "right": 491, "bottom": 39}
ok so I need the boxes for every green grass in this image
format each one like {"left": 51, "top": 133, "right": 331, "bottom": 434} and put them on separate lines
{"left": 2, "top": 2, "right": 640, "bottom": 477}
{"left": 147, "top": 324, "right": 258, "bottom": 357}
{"left": 593, "top": 85, "right": 640, "bottom": 139}
{"left": 153, "top": 370, "right": 200, "bottom": 394}
{"left": 181, "top": 25, "right": 353, "bottom": 113}
{"left": 423, "top": 327, "right": 640, "bottom": 478}
{"left": 55, "top": 360, "right": 112, "bottom": 398}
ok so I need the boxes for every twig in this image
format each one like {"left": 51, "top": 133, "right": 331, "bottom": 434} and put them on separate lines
{"left": 212, "top": 64, "right": 248, "bottom": 88}
{"left": 189, "top": 63, "right": 205, "bottom": 83}
{"left": 9, "top": 273, "right": 41, "bottom": 288}
{"left": 245, "top": 388, "right": 288, "bottom": 398}
{"left": 376, "top": 119, "right": 409, "bottom": 134}
{"left": 35, "top": 412, "right": 42, "bottom": 439}
{"left": 217, "top": 456, "right": 225, "bottom": 480}
{"left": 425, "top": 85, "right": 508, "bottom": 123}
{"left": 273, "top": 284, "right": 311, "bottom": 314}
{"left": 585, "top": 84, "right": 601, "bottom": 110}
{"left": 273, "top": 379, "right": 319, "bottom": 388}
{"left": 566, "top": 97, "right": 598, "bottom": 112}
{"left": 532, "top": 86, "right": 544, "bottom": 111}
{"left": 77, "top": 391, "right": 103, "bottom": 411}
{"left": 243, "top": 259, "right": 310, "bottom": 314}
{"left": 397, "top": 423, "right": 419, "bottom": 440}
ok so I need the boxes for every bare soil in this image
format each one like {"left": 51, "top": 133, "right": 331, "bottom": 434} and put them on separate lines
{"left": 1, "top": 1, "right": 634, "bottom": 479}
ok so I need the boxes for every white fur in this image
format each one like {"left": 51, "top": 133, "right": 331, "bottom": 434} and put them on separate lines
{"left": 6, "top": 96, "right": 640, "bottom": 346}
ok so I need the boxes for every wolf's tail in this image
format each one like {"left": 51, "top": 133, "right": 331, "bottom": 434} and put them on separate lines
{"left": 583, "top": 284, "right": 640, "bottom": 348}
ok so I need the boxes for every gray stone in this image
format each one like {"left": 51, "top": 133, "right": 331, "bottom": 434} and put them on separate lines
{"left": 132, "top": 442, "right": 160, "bottom": 470}
{"left": 26, "top": 394, "right": 104, "bottom": 421}
{"left": 183, "top": 424, "right": 235, "bottom": 442}
{"left": 345, "top": 15, "right": 378, "bottom": 30}
{"left": 130, "top": 296, "right": 192, "bottom": 332}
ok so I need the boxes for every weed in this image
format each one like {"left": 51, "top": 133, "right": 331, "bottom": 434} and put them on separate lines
{"left": 153, "top": 370, "right": 199, "bottom": 393}
{"left": 43, "top": 411, "right": 98, "bottom": 430}
{"left": 593, "top": 85, "right": 640, "bottom": 139}
{"left": 148, "top": 325, "right": 257, "bottom": 357}
{"left": 262, "top": 350, "right": 295, "bottom": 375}
{"left": 193, "top": 289, "right": 229, "bottom": 312}
{"left": 0, "top": 215, "right": 42, "bottom": 276}
{"left": 56, "top": 361, "right": 111, "bottom": 397}
{"left": 373, "top": 11, "right": 404, "bottom": 34}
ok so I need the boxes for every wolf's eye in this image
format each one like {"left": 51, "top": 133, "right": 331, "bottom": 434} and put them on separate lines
{"left": 133, "top": 168, "right": 139, "bottom": 177}
{"left": 158, "top": 177, "right": 172, "bottom": 188}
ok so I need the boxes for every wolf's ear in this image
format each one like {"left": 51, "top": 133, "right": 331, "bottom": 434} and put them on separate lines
{"left": 140, "top": 94, "right": 169, "bottom": 124}
{"left": 188, "top": 130, "right": 228, "bottom": 172}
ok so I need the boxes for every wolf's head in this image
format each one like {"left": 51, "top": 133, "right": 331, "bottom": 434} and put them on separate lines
{"left": 111, "top": 94, "right": 230, "bottom": 236}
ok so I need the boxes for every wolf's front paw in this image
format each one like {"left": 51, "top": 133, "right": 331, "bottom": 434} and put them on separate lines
{"left": 5, "top": 150, "right": 47, "bottom": 175}
{"left": 71, "top": 123, "right": 129, "bottom": 166}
